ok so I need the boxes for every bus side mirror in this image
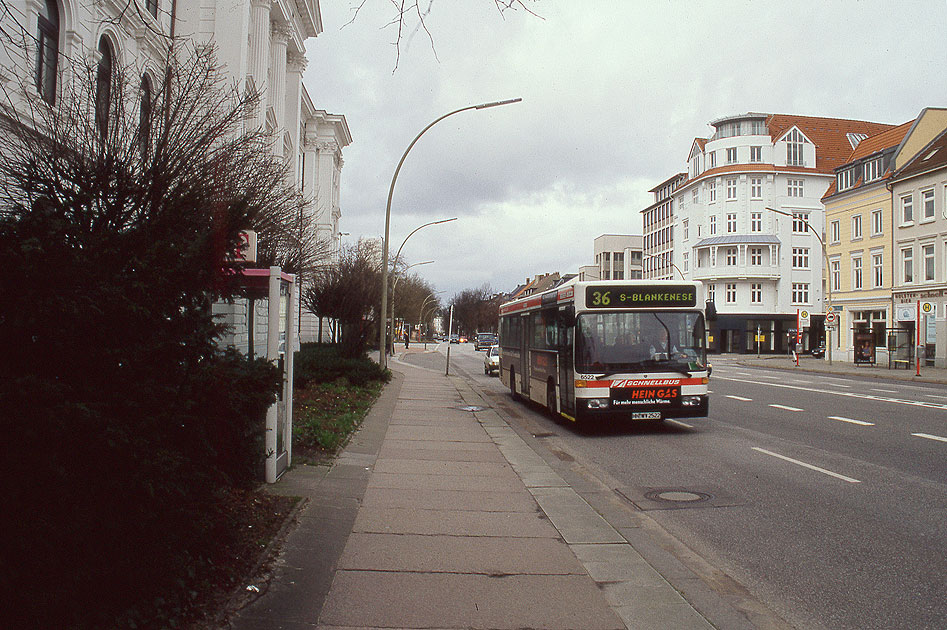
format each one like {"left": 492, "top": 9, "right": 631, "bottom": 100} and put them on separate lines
{"left": 705, "top": 300, "right": 717, "bottom": 322}
{"left": 559, "top": 307, "right": 575, "bottom": 328}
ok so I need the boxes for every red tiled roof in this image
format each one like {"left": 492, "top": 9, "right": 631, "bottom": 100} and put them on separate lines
{"left": 765, "top": 114, "right": 896, "bottom": 173}
{"left": 849, "top": 120, "right": 913, "bottom": 160}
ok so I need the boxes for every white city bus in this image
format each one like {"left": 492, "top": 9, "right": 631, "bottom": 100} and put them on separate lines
{"left": 499, "top": 279, "right": 714, "bottom": 424}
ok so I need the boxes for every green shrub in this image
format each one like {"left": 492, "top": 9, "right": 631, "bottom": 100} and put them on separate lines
{"left": 294, "top": 343, "right": 390, "bottom": 387}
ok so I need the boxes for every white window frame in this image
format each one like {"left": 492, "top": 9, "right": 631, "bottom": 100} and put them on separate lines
{"left": 901, "top": 194, "right": 914, "bottom": 224}
{"left": 787, "top": 178, "right": 804, "bottom": 197}
{"left": 709, "top": 215, "right": 717, "bottom": 235}
{"left": 750, "top": 247, "right": 763, "bottom": 266}
{"left": 750, "top": 177, "right": 762, "bottom": 199}
{"left": 922, "top": 188, "right": 935, "bottom": 221}
{"left": 727, "top": 178, "right": 737, "bottom": 200}
{"left": 751, "top": 212, "right": 762, "bottom": 232}
{"left": 872, "top": 252, "right": 884, "bottom": 288}
{"left": 727, "top": 213, "right": 737, "bottom": 233}
{"left": 749, "top": 146, "right": 762, "bottom": 163}
{"left": 851, "top": 255, "right": 863, "bottom": 290}
{"left": 786, "top": 129, "right": 805, "bottom": 166}
{"left": 791, "top": 282, "right": 809, "bottom": 304}
{"left": 709, "top": 180, "right": 717, "bottom": 203}
{"left": 792, "top": 213, "right": 808, "bottom": 234}
{"left": 923, "top": 243, "right": 935, "bottom": 281}
{"left": 830, "top": 220, "right": 840, "bottom": 244}
{"left": 792, "top": 247, "right": 809, "bottom": 269}
{"left": 726, "top": 147, "right": 738, "bottom": 164}
{"left": 852, "top": 214, "right": 863, "bottom": 240}
{"left": 725, "top": 283, "right": 737, "bottom": 303}
{"left": 902, "top": 247, "right": 914, "bottom": 283}
{"left": 726, "top": 247, "right": 737, "bottom": 266}
{"left": 871, "top": 209, "right": 883, "bottom": 236}
{"left": 830, "top": 258, "right": 841, "bottom": 292}
{"left": 751, "top": 283, "right": 762, "bottom": 303}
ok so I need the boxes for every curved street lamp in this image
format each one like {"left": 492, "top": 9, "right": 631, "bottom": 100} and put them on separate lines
{"left": 765, "top": 207, "right": 833, "bottom": 365}
{"left": 642, "top": 253, "right": 685, "bottom": 280}
{"left": 378, "top": 98, "right": 522, "bottom": 368}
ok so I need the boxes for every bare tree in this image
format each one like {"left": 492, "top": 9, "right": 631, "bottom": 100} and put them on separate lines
{"left": 347, "top": 0, "right": 542, "bottom": 71}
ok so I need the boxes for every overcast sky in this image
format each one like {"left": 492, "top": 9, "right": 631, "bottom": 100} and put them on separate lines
{"left": 304, "top": 1, "right": 947, "bottom": 303}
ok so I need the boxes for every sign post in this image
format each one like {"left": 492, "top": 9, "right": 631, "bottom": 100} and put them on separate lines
{"left": 916, "top": 301, "right": 922, "bottom": 376}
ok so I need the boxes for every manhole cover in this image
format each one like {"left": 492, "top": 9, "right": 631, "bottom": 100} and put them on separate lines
{"left": 458, "top": 405, "right": 488, "bottom": 412}
{"left": 643, "top": 489, "right": 712, "bottom": 504}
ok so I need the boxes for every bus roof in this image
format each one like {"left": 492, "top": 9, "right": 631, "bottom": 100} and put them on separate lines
{"left": 499, "top": 278, "right": 703, "bottom": 316}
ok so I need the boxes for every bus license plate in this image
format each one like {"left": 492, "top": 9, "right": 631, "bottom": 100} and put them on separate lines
{"left": 632, "top": 411, "right": 661, "bottom": 420}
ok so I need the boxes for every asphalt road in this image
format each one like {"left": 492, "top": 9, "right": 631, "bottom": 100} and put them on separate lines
{"left": 403, "top": 344, "right": 947, "bottom": 630}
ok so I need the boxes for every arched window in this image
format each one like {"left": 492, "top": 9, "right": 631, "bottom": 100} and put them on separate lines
{"left": 95, "top": 36, "right": 114, "bottom": 138}
{"left": 35, "top": 0, "right": 60, "bottom": 105}
{"left": 139, "top": 74, "right": 153, "bottom": 158}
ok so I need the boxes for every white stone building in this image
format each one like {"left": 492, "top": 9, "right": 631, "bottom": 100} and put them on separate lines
{"left": 655, "top": 113, "right": 894, "bottom": 353}
{"left": 0, "top": 0, "right": 349, "bottom": 344}
{"left": 591, "top": 234, "right": 643, "bottom": 281}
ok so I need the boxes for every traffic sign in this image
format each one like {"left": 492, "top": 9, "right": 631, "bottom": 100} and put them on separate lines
{"left": 920, "top": 301, "right": 935, "bottom": 316}
{"left": 825, "top": 311, "right": 837, "bottom": 324}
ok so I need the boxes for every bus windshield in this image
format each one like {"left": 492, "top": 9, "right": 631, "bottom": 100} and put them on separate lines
{"left": 575, "top": 311, "right": 708, "bottom": 375}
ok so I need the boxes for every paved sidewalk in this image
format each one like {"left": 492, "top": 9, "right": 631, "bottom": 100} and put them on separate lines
{"left": 227, "top": 354, "right": 720, "bottom": 630}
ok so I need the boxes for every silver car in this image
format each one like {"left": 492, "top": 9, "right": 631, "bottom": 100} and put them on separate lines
{"left": 483, "top": 344, "right": 500, "bottom": 375}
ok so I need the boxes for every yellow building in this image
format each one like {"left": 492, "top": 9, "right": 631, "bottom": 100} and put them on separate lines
{"left": 823, "top": 107, "right": 947, "bottom": 364}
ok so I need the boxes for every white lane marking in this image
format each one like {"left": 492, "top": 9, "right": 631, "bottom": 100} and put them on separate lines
{"left": 829, "top": 416, "right": 875, "bottom": 426}
{"left": 770, "top": 404, "right": 803, "bottom": 412}
{"left": 714, "top": 376, "right": 947, "bottom": 411}
{"left": 752, "top": 447, "right": 861, "bottom": 483}
{"left": 726, "top": 395, "right": 753, "bottom": 401}
{"left": 912, "top": 433, "right": 947, "bottom": 443}
{"left": 924, "top": 394, "right": 947, "bottom": 401}
{"left": 871, "top": 388, "right": 898, "bottom": 393}
{"left": 666, "top": 419, "right": 693, "bottom": 429}
{"left": 735, "top": 372, "right": 753, "bottom": 376}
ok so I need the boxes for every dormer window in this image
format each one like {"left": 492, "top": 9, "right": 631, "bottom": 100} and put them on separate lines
{"left": 786, "top": 129, "right": 806, "bottom": 166}
{"left": 863, "top": 157, "right": 883, "bottom": 182}
{"left": 837, "top": 167, "right": 855, "bottom": 191}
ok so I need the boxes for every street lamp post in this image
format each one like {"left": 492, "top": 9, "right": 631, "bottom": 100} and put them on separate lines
{"left": 390, "top": 260, "right": 433, "bottom": 348}
{"left": 765, "top": 207, "right": 833, "bottom": 365}
{"left": 642, "top": 253, "right": 685, "bottom": 280}
{"left": 378, "top": 98, "right": 522, "bottom": 368}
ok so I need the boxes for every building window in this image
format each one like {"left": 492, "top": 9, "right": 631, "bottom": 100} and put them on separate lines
{"left": 709, "top": 215, "right": 717, "bottom": 235}
{"left": 726, "top": 178, "right": 737, "bottom": 200}
{"left": 602, "top": 251, "right": 610, "bottom": 280}
{"left": 864, "top": 157, "right": 882, "bottom": 182}
{"left": 726, "top": 248, "right": 737, "bottom": 266}
{"left": 751, "top": 212, "right": 762, "bottom": 232}
{"left": 786, "top": 129, "right": 805, "bottom": 166}
{"left": 871, "top": 209, "right": 883, "bottom": 236}
{"left": 750, "top": 247, "right": 763, "bottom": 265}
{"left": 36, "top": 0, "right": 60, "bottom": 105}
{"left": 792, "top": 247, "right": 809, "bottom": 269}
{"left": 692, "top": 188, "right": 699, "bottom": 204}
{"left": 726, "top": 283, "right": 737, "bottom": 303}
{"left": 613, "top": 252, "right": 624, "bottom": 280}
{"left": 791, "top": 283, "right": 809, "bottom": 304}
{"left": 683, "top": 252, "right": 689, "bottom": 272}
{"left": 139, "top": 75, "right": 153, "bottom": 159}
{"left": 831, "top": 258, "right": 841, "bottom": 292}
{"left": 727, "top": 213, "right": 737, "bottom": 233}
{"left": 922, "top": 189, "right": 935, "bottom": 221}
{"left": 683, "top": 219, "right": 689, "bottom": 241}
{"left": 837, "top": 168, "right": 854, "bottom": 191}
{"left": 707, "top": 283, "right": 715, "bottom": 303}
{"left": 852, "top": 256, "right": 863, "bottom": 289}
{"left": 830, "top": 220, "right": 840, "bottom": 244}
{"left": 709, "top": 180, "right": 717, "bottom": 203}
{"left": 751, "top": 283, "right": 762, "bottom": 303}
{"left": 787, "top": 178, "right": 804, "bottom": 197}
{"left": 852, "top": 214, "right": 863, "bottom": 240}
{"left": 792, "top": 213, "right": 808, "bottom": 233}
{"left": 709, "top": 151, "right": 717, "bottom": 168}
{"left": 901, "top": 194, "right": 914, "bottom": 223}
{"left": 750, "top": 177, "right": 762, "bottom": 199}
{"left": 726, "top": 147, "right": 738, "bottom": 164}
{"left": 96, "top": 37, "right": 115, "bottom": 139}
{"left": 750, "top": 146, "right": 762, "bottom": 162}
{"left": 872, "top": 252, "right": 883, "bottom": 288}
{"left": 923, "top": 243, "right": 935, "bottom": 281}
{"left": 902, "top": 247, "right": 913, "bottom": 283}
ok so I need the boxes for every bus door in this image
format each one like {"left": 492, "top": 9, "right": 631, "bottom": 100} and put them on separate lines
{"left": 557, "top": 309, "right": 575, "bottom": 416}
{"left": 519, "top": 313, "right": 530, "bottom": 398}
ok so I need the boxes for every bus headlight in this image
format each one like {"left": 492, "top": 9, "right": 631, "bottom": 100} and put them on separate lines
{"left": 586, "top": 398, "right": 610, "bottom": 409}
{"left": 680, "top": 396, "right": 703, "bottom": 407}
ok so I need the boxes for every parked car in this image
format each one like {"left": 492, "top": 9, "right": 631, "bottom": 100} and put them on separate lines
{"left": 483, "top": 344, "right": 500, "bottom": 375}
{"left": 474, "top": 333, "right": 498, "bottom": 350}
{"left": 449, "top": 334, "right": 460, "bottom": 344}
{"left": 810, "top": 345, "right": 826, "bottom": 358}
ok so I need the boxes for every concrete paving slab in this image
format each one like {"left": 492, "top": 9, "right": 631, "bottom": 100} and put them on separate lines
{"left": 351, "top": 506, "right": 558, "bottom": 538}
{"left": 376, "top": 446, "right": 507, "bottom": 463}
{"left": 318, "top": 571, "right": 625, "bottom": 629}
{"left": 367, "top": 472, "right": 525, "bottom": 492}
{"left": 371, "top": 458, "right": 517, "bottom": 478}
{"left": 378, "top": 438, "right": 496, "bottom": 453}
{"left": 383, "top": 425, "right": 491, "bottom": 443}
{"left": 337, "top": 533, "right": 585, "bottom": 574}
{"left": 359, "top": 487, "right": 538, "bottom": 512}
{"left": 529, "top": 486, "right": 625, "bottom": 544}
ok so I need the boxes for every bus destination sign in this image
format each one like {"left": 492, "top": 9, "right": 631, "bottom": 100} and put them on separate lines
{"left": 585, "top": 284, "right": 697, "bottom": 309}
